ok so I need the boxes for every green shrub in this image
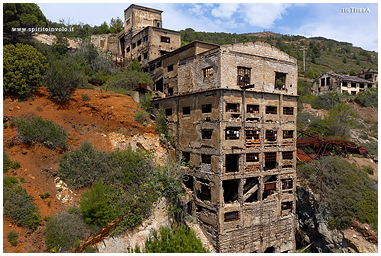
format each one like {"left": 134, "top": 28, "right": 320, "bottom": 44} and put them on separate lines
{"left": 4, "top": 176, "right": 19, "bottom": 187}
{"left": 85, "top": 246, "right": 97, "bottom": 253}
{"left": 355, "top": 87, "right": 378, "bottom": 108}
{"left": 311, "top": 91, "right": 342, "bottom": 110}
{"left": 4, "top": 151, "right": 12, "bottom": 173}
{"left": 155, "top": 107, "right": 169, "bottom": 137}
{"left": 4, "top": 123, "right": 8, "bottom": 129}
{"left": 3, "top": 183, "right": 41, "bottom": 230}
{"left": 44, "top": 215, "right": 53, "bottom": 221}
{"left": 3, "top": 43, "right": 48, "bottom": 97}
{"left": 297, "top": 156, "right": 377, "bottom": 230}
{"left": 145, "top": 225, "right": 209, "bottom": 253}
{"left": 20, "top": 177, "right": 26, "bottom": 183}
{"left": 44, "top": 56, "right": 83, "bottom": 102}
{"left": 57, "top": 187, "right": 63, "bottom": 192}
{"left": 44, "top": 211, "right": 89, "bottom": 253}
{"left": 139, "top": 92, "right": 154, "bottom": 113}
{"left": 7, "top": 230, "right": 19, "bottom": 246}
{"left": 11, "top": 160, "right": 21, "bottom": 170}
{"left": 82, "top": 93, "right": 91, "bottom": 101}
{"left": 134, "top": 110, "right": 149, "bottom": 124}
{"left": 362, "top": 165, "right": 374, "bottom": 175}
{"left": 39, "top": 193, "right": 50, "bottom": 199}
{"left": 79, "top": 181, "right": 118, "bottom": 226}
{"left": 102, "top": 69, "right": 152, "bottom": 94}
{"left": 16, "top": 116, "right": 68, "bottom": 149}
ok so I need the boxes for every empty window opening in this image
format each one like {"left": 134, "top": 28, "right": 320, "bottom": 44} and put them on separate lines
{"left": 246, "top": 129, "right": 260, "bottom": 140}
{"left": 263, "top": 175, "right": 277, "bottom": 200}
{"left": 156, "top": 61, "right": 162, "bottom": 68}
{"left": 327, "top": 77, "right": 331, "bottom": 86}
{"left": 264, "top": 152, "right": 277, "bottom": 170}
{"left": 183, "top": 175, "right": 193, "bottom": 190}
{"left": 365, "top": 74, "right": 373, "bottom": 79}
{"left": 266, "top": 130, "right": 277, "bottom": 141}
{"left": 143, "top": 52, "right": 148, "bottom": 59}
{"left": 165, "top": 108, "right": 172, "bottom": 116}
{"left": 231, "top": 114, "right": 240, "bottom": 119}
{"left": 137, "top": 39, "right": 141, "bottom": 46}
{"left": 181, "top": 152, "right": 190, "bottom": 164}
{"left": 224, "top": 211, "right": 240, "bottom": 222}
{"left": 183, "top": 106, "right": 191, "bottom": 115}
{"left": 351, "top": 82, "right": 357, "bottom": 88}
{"left": 137, "top": 55, "right": 141, "bottom": 61}
{"left": 161, "top": 36, "right": 170, "bottom": 43}
{"left": 167, "top": 64, "right": 174, "bottom": 72}
{"left": 246, "top": 153, "right": 259, "bottom": 162}
{"left": 167, "top": 88, "right": 173, "bottom": 96}
{"left": 203, "top": 66, "right": 214, "bottom": 78}
{"left": 126, "top": 18, "right": 130, "bottom": 25}
{"left": 351, "top": 91, "right": 356, "bottom": 95}
{"left": 225, "top": 154, "right": 239, "bottom": 173}
{"left": 282, "top": 179, "right": 293, "bottom": 190}
{"left": 281, "top": 201, "right": 293, "bottom": 216}
{"left": 225, "top": 127, "right": 240, "bottom": 140}
{"left": 149, "top": 64, "right": 155, "bottom": 71}
{"left": 246, "top": 117, "right": 260, "bottom": 122}
{"left": 247, "top": 104, "right": 259, "bottom": 113}
{"left": 202, "top": 104, "right": 212, "bottom": 113}
{"left": 275, "top": 72, "right": 286, "bottom": 89}
{"left": 201, "top": 154, "right": 211, "bottom": 164}
{"left": 143, "top": 35, "right": 148, "bottom": 42}
{"left": 126, "top": 46, "right": 130, "bottom": 53}
{"left": 264, "top": 246, "right": 275, "bottom": 253}
{"left": 186, "top": 201, "right": 192, "bottom": 215}
{"left": 243, "top": 177, "right": 259, "bottom": 203}
{"left": 202, "top": 129, "right": 213, "bottom": 140}
{"left": 368, "top": 84, "right": 372, "bottom": 88}
{"left": 198, "top": 184, "right": 211, "bottom": 201}
{"left": 282, "top": 151, "right": 293, "bottom": 160}
{"left": 283, "top": 130, "right": 294, "bottom": 139}
{"left": 226, "top": 103, "right": 240, "bottom": 112}
{"left": 360, "top": 83, "right": 365, "bottom": 88}
{"left": 223, "top": 179, "right": 239, "bottom": 203}
{"left": 321, "top": 78, "right": 325, "bottom": 86}
{"left": 266, "top": 106, "right": 277, "bottom": 115}
{"left": 155, "top": 78, "right": 163, "bottom": 92}
{"left": 132, "top": 43, "right": 136, "bottom": 49}
{"left": 283, "top": 107, "right": 294, "bottom": 115}
{"left": 237, "top": 67, "right": 251, "bottom": 86}
{"left": 342, "top": 81, "right": 347, "bottom": 87}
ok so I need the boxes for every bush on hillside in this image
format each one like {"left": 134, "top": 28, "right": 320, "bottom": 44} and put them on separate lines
{"left": 15, "top": 116, "right": 68, "bottom": 149}
{"left": 3, "top": 43, "right": 48, "bottom": 98}
{"left": 3, "top": 151, "right": 12, "bottom": 173}
{"left": 44, "top": 211, "right": 89, "bottom": 253}
{"left": 145, "top": 225, "right": 209, "bottom": 253}
{"left": 7, "top": 230, "right": 19, "bottom": 246}
{"left": 134, "top": 110, "right": 150, "bottom": 124}
{"left": 355, "top": 86, "right": 378, "bottom": 108}
{"left": 139, "top": 92, "right": 154, "bottom": 113}
{"left": 311, "top": 91, "right": 342, "bottom": 110}
{"left": 3, "top": 182, "right": 41, "bottom": 231}
{"left": 297, "top": 156, "right": 378, "bottom": 230}
{"left": 101, "top": 69, "right": 153, "bottom": 94}
{"left": 362, "top": 165, "right": 374, "bottom": 175}
{"left": 155, "top": 107, "right": 169, "bottom": 137}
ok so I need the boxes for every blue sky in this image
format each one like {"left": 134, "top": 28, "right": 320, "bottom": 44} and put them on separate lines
{"left": 37, "top": 2, "right": 378, "bottom": 52}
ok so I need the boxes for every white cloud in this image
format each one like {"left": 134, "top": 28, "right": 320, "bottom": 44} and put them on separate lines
{"left": 239, "top": 3, "right": 292, "bottom": 29}
{"left": 211, "top": 3, "right": 240, "bottom": 19}
{"left": 188, "top": 4, "right": 206, "bottom": 17}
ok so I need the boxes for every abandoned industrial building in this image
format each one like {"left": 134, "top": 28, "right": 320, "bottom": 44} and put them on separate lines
{"left": 311, "top": 72, "right": 375, "bottom": 96}
{"left": 119, "top": 4, "right": 298, "bottom": 253}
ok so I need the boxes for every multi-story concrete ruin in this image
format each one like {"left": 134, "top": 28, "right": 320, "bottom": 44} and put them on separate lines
{"left": 122, "top": 4, "right": 298, "bottom": 253}
{"left": 118, "top": 4, "right": 181, "bottom": 68}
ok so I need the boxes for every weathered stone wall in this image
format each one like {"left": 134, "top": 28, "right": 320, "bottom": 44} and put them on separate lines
{"left": 91, "top": 34, "right": 121, "bottom": 55}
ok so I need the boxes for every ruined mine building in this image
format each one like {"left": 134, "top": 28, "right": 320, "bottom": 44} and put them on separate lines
{"left": 122, "top": 4, "right": 298, "bottom": 253}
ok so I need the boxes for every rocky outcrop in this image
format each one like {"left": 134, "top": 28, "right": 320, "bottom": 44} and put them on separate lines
{"left": 296, "top": 185, "right": 356, "bottom": 253}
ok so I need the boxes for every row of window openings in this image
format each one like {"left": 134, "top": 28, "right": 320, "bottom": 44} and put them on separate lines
{"left": 169, "top": 104, "right": 294, "bottom": 116}
{"left": 342, "top": 81, "right": 370, "bottom": 88}
{"left": 187, "top": 176, "right": 294, "bottom": 208}
{"left": 200, "top": 129, "right": 294, "bottom": 140}
{"left": 238, "top": 67, "right": 288, "bottom": 90}
{"left": 130, "top": 36, "right": 169, "bottom": 51}
{"left": 182, "top": 152, "right": 293, "bottom": 168}
{"left": 223, "top": 200, "right": 293, "bottom": 222}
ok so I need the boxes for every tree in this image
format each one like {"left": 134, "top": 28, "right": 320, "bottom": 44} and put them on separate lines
{"left": 3, "top": 43, "right": 48, "bottom": 98}
{"left": 342, "top": 56, "right": 347, "bottom": 64}
{"left": 99, "top": 21, "right": 109, "bottom": 34}
{"left": 3, "top": 3, "right": 48, "bottom": 44}
{"left": 109, "top": 17, "right": 124, "bottom": 33}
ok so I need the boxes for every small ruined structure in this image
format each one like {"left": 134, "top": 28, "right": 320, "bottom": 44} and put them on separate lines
{"left": 311, "top": 72, "right": 374, "bottom": 96}
{"left": 119, "top": 4, "right": 298, "bottom": 253}
{"left": 357, "top": 69, "right": 378, "bottom": 84}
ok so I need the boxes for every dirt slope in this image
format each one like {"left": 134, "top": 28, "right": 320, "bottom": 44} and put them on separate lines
{"left": 3, "top": 87, "right": 158, "bottom": 253}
